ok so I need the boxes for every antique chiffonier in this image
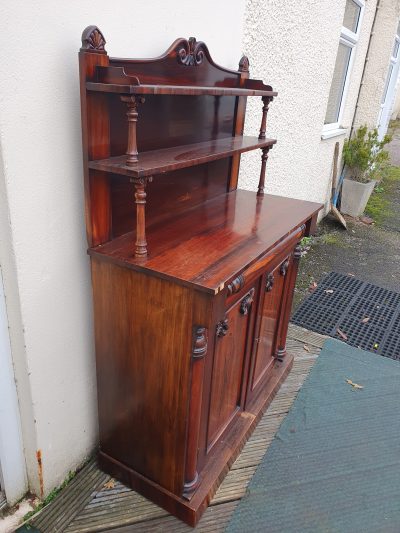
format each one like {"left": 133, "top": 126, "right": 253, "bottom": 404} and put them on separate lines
{"left": 79, "top": 26, "right": 322, "bottom": 526}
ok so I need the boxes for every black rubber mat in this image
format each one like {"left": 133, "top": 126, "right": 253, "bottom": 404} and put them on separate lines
{"left": 292, "top": 272, "right": 400, "bottom": 360}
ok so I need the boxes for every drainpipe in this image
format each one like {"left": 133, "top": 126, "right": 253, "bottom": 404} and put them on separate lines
{"left": 350, "top": 0, "right": 381, "bottom": 138}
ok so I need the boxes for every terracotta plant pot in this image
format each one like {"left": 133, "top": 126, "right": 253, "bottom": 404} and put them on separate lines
{"left": 341, "top": 178, "right": 376, "bottom": 218}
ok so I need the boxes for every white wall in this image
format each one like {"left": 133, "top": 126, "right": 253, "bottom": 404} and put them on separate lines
{"left": 239, "top": 0, "right": 378, "bottom": 206}
{"left": 355, "top": 0, "right": 400, "bottom": 131}
{"left": 0, "top": 266, "right": 27, "bottom": 504}
{"left": 0, "top": 1, "right": 245, "bottom": 497}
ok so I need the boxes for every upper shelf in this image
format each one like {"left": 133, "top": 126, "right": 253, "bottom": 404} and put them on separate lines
{"left": 86, "top": 81, "right": 277, "bottom": 97}
{"left": 88, "top": 136, "right": 277, "bottom": 178}
{"left": 86, "top": 65, "right": 277, "bottom": 97}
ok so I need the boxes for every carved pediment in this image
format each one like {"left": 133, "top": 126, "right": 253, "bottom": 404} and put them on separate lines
{"left": 177, "top": 37, "right": 206, "bottom": 66}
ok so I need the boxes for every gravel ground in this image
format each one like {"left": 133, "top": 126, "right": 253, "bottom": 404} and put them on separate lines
{"left": 294, "top": 125, "right": 400, "bottom": 310}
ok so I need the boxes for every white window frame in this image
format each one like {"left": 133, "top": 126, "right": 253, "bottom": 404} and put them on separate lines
{"left": 322, "top": 0, "right": 365, "bottom": 136}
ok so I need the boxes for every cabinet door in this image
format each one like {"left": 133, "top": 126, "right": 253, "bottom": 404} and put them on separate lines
{"left": 247, "top": 259, "right": 289, "bottom": 401}
{"left": 206, "top": 287, "right": 256, "bottom": 451}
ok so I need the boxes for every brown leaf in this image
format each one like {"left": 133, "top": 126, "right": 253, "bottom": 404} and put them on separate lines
{"left": 337, "top": 328, "right": 348, "bottom": 340}
{"left": 346, "top": 379, "right": 364, "bottom": 390}
{"left": 361, "top": 316, "right": 370, "bottom": 324}
{"left": 308, "top": 281, "right": 318, "bottom": 293}
{"left": 360, "top": 215, "right": 374, "bottom": 225}
{"left": 324, "top": 289, "right": 334, "bottom": 294}
{"left": 103, "top": 478, "right": 116, "bottom": 490}
{"left": 303, "top": 344, "right": 310, "bottom": 352}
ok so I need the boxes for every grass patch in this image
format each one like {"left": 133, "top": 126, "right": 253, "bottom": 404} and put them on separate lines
{"left": 365, "top": 166, "right": 400, "bottom": 225}
{"left": 300, "top": 236, "right": 314, "bottom": 250}
{"left": 300, "top": 231, "right": 346, "bottom": 252}
{"left": 320, "top": 233, "right": 342, "bottom": 246}
{"left": 23, "top": 471, "right": 76, "bottom": 524}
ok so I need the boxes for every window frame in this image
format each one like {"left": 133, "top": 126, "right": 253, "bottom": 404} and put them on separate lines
{"left": 322, "top": 0, "right": 365, "bottom": 134}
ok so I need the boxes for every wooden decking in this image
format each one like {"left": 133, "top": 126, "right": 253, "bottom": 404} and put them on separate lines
{"left": 31, "top": 325, "right": 326, "bottom": 533}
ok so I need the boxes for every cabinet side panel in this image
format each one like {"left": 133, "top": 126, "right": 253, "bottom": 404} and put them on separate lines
{"left": 91, "top": 259, "right": 193, "bottom": 494}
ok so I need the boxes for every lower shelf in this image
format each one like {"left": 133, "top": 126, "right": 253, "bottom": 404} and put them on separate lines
{"left": 98, "top": 353, "right": 293, "bottom": 527}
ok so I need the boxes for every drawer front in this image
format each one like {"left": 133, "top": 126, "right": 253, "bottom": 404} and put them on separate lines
{"left": 225, "top": 225, "right": 305, "bottom": 308}
{"left": 206, "top": 285, "right": 257, "bottom": 451}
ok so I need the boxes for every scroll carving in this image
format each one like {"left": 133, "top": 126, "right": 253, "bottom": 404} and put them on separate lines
{"left": 80, "top": 26, "right": 106, "bottom": 53}
{"left": 216, "top": 318, "right": 229, "bottom": 337}
{"left": 178, "top": 37, "right": 205, "bottom": 66}
{"left": 265, "top": 273, "right": 274, "bottom": 292}
{"left": 280, "top": 259, "right": 290, "bottom": 277}
{"left": 192, "top": 327, "right": 208, "bottom": 360}
{"left": 227, "top": 274, "right": 245, "bottom": 296}
{"left": 240, "top": 288, "right": 255, "bottom": 315}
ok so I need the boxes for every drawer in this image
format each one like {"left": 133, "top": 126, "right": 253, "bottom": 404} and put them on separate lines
{"left": 225, "top": 224, "right": 305, "bottom": 307}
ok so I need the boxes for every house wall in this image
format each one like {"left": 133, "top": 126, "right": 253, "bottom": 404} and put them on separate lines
{"left": 354, "top": 0, "right": 400, "bottom": 130}
{"left": 391, "top": 81, "right": 400, "bottom": 119}
{"left": 0, "top": 1, "right": 245, "bottom": 498}
{"left": 239, "top": 0, "right": 379, "bottom": 206}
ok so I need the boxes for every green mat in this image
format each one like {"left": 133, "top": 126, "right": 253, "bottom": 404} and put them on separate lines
{"left": 227, "top": 339, "right": 400, "bottom": 533}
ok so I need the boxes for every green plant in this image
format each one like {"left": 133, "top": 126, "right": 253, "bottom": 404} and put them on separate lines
{"left": 300, "top": 236, "right": 313, "bottom": 247}
{"left": 342, "top": 126, "right": 392, "bottom": 183}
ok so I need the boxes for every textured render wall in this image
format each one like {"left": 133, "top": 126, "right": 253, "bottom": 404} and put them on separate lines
{"left": 239, "top": 0, "right": 377, "bottom": 207}
{"left": 391, "top": 80, "right": 400, "bottom": 119}
{"left": 355, "top": 0, "right": 400, "bottom": 129}
{"left": 0, "top": 1, "right": 245, "bottom": 496}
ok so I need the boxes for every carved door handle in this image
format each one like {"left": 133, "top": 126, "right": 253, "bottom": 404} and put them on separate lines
{"left": 216, "top": 318, "right": 229, "bottom": 337}
{"left": 280, "top": 258, "right": 290, "bottom": 277}
{"left": 265, "top": 273, "right": 274, "bottom": 292}
{"left": 240, "top": 288, "right": 255, "bottom": 315}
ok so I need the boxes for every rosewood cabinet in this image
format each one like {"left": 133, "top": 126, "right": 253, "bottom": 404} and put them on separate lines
{"left": 79, "top": 26, "right": 322, "bottom": 527}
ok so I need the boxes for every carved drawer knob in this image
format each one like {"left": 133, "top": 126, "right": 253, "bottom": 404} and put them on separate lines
{"left": 227, "top": 274, "right": 245, "bottom": 296}
{"left": 240, "top": 288, "right": 255, "bottom": 315}
{"left": 265, "top": 273, "right": 274, "bottom": 292}
{"left": 216, "top": 318, "right": 229, "bottom": 337}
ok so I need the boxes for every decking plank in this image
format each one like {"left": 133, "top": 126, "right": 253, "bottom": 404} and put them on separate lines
{"left": 39, "top": 326, "right": 326, "bottom": 532}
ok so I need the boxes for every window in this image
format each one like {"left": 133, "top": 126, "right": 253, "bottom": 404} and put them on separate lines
{"left": 323, "top": 0, "right": 364, "bottom": 132}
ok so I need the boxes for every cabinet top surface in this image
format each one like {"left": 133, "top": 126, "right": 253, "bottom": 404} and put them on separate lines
{"left": 90, "top": 190, "right": 322, "bottom": 294}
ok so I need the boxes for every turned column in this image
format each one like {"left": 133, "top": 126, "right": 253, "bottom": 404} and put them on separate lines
{"left": 257, "top": 146, "right": 271, "bottom": 196}
{"left": 132, "top": 177, "right": 152, "bottom": 258}
{"left": 258, "top": 96, "right": 273, "bottom": 140}
{"left": 121, "top": 95, "right": 145, "bottom": 165}
{"left": 183, "top": 326, "right": 208, "bottom": 498}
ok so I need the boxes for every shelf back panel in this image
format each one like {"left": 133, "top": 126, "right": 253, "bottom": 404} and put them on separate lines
{"left": 109, "top": 37, "right": 242, "bottom": 88}
{"left": 110, "top": 159, "right": 230, "bottom": 238}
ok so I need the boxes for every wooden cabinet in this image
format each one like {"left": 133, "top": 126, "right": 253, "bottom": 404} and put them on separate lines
{"left": 79, "top": 27, "right": 322, "bottom": 527}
